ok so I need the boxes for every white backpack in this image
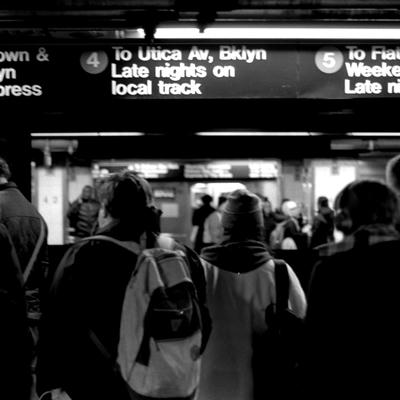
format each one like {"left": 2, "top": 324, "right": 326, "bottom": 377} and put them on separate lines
{"left": 87, "top": 235, "right": 210, "bottom": 399}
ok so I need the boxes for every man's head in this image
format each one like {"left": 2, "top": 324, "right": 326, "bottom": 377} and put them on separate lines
{"left": 81, "top": 185, "right": 94, "bottom": 201}
{"left": 97, "top": 170, "right": 160, "bottom": 235}
{"left": 317, "top": 196, "right": 329, "bottom": 209}
{"left": 386, "top": 154, "right": 400, "bottom": 195}
{"left": 221, "top": 189, "right": 264, "bottom": 242}
{"left": 0, "top": 157, "right": 11, "bottom": 182}
{"left": 334, "top": 180, "right": 398, "bottom": 235}
{"left": 201, "top": 194, "right": 213, "bottom": 206}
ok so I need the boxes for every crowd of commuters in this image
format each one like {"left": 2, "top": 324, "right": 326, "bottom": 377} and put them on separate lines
{"left": 193, "top": 193, "right": 329, "bottom": 252}
{"left": 3, "top": 153, "right": 400, "bottom": 399}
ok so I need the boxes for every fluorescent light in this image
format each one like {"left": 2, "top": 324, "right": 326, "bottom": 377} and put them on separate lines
{"left": 349, "top": 132, "right": 400, "bottom": 137}
{"left": 98, "top": 132, "right": 144, "bottom": 137}
{"left": 31, "top": 132, "right": 144, "bottom": 137}
{"left": 31, "top": 132, "right": 98, "bottom": 137}
{"left": 124, "top": 23, "right": 400, "bottom": 40}
{"left": 196, "top": 131, "right": 310, "bottom": 136}
{"left": 148, "top": 24, "right": 400, "bottom": 40}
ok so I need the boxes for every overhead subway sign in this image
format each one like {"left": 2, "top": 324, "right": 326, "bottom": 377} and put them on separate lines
{"left": 3, "top": 43, "right": 400, "bottom": 100}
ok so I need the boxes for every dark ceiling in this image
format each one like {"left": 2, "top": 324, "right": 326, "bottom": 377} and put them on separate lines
{"left": 1, "top": 1, "right": 400, "bottom": 40}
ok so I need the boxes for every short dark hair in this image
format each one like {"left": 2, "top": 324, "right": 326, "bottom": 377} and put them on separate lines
{"left": 201, "top": 194, "right": 213, "bottom": 205}
{"left": 98, "top": 170, "right": 153, "bottom": 220}
{"left": 386, "top": 154, "right": 400, "bottom": 194}
{"left": 0, "top": 157, "right": 11, "bottom": 180}
{"left": 318, "top": 196, "right": 329, "bottom": 208}
{"left": 97, "top": 170, "right": 162, "bottom": 246}
{"left": 336, "top": 180, "right": 398, "bottom": 231}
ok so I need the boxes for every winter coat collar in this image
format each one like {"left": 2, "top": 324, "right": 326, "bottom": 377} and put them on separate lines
{"left": 0, "top": 182, "right": 18, "bottom": 191}
{"left": 317, "top": 223, "right": 400, "bottom": 257}
{"left": 201, "top": 239, "right": 272, "bottom": 273}
{"left": 95, "top": 220, "right": 141, "bottom": 243}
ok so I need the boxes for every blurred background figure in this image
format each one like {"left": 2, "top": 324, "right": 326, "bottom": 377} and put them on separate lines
{"left": 310, "top": 196, "right": 335, "bottom": 248}
{"left": 270, "top": 199, "right": 305, "bottom": 250}
{"left": 67, "top": 184, "right": 100, "bottom": 239}
{"left": 191, "top": 194, "right": 215, "bottom": 253}
{"left": 256, "top": 194, "right": 277, "bottom": 248}
{"left": 385, "top": 153, "right": 400, "bottom": 232}
{"left": 385, "top": 153, "right": 400, "bottom": 196}
{"left": 203, "top": 195, "right": 228, "bottom": 248}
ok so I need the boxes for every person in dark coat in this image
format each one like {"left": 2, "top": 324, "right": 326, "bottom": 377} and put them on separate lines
{"left": 0, "top": 156, "right": 48, "bottom": 388}
{"left": 0, "top": 223, "right": 32, "bottom": 400}
{"left": 36, "top": 170, "right": 178, "bottom": 400}
{"left": 191, "top": 194, "right": 216, "bottom": 253}
{"left": 309, "top": 196, "right": 335, "bottom": 248}
{"left": 302, "top": 180, "right": 400, "bottom": 399}
{"left": 67, "top": 185, "right": 100, "bottom": 239}
{"left": 0, "top": 157, "right": 48, "bottom": 295}
{"left": 255, "top": 194, "right": 277, "bottom": 247}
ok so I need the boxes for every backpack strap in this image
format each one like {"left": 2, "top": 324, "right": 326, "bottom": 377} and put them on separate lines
{"left": 181, "top": 244, "right": 212, "bottom": 354}
{"left": 23, "top": 218, "right": 45, "bottom": 285}
{"left": 274, "top": 259, "right": 290, "bottom": 314}
{"left": 82, "top": 234, "right": 174, "bottom": 255}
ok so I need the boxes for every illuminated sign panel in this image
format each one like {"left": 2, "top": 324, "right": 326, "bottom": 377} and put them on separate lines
{"left": 183, "top": 161, "right": 279, "bottom": 180}
{"left": 92, "top": 161, "right": 278, "bottom": 180}
{"left": 3, "top": 43, "right": 400, "bottom": 101}
{"left": 92, "top": 162, "right": 182, "bottom": 180}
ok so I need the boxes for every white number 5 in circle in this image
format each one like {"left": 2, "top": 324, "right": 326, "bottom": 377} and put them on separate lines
{"left": 315, "top": 47, "right": 344, "bottom": 74}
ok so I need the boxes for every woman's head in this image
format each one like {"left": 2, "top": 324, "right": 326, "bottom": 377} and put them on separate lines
{"left": 334, "top": 180, "right": 399, "bottom": 234}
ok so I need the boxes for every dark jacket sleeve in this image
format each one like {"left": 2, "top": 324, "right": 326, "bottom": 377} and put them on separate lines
{"left": 67, "top": 200, "right": 81, "bottom": 227}
{"left": 36, "top": 244, "right": 80, "bottom": 394}
{"left": 300, "top": 257, "right": 338, "bottom": 395}
{"left": 0, "top": 224, "right": 32, "bottom": 400}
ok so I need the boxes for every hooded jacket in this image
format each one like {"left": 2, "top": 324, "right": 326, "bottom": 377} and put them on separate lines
{"left": 199, "top": 240, "right": 306, "bottom": 400}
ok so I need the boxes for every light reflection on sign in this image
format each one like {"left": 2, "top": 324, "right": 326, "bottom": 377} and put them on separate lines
{"left": 92, "top": 162, "right": 180, "bottom": 180}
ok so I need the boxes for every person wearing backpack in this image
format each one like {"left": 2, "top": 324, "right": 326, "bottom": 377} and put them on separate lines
{"left": 36, "top": 170, "right": 211, "bottom": 400}
{"left": 302, "top": 180, "right": 400, "bottom": 399}
{"left": 198, "top": 189, "right": 306, "bottom": 400}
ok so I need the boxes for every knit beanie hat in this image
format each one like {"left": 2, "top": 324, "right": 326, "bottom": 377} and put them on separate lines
{"left": 221, "top": 189, "right": 264, "bottom": 241}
